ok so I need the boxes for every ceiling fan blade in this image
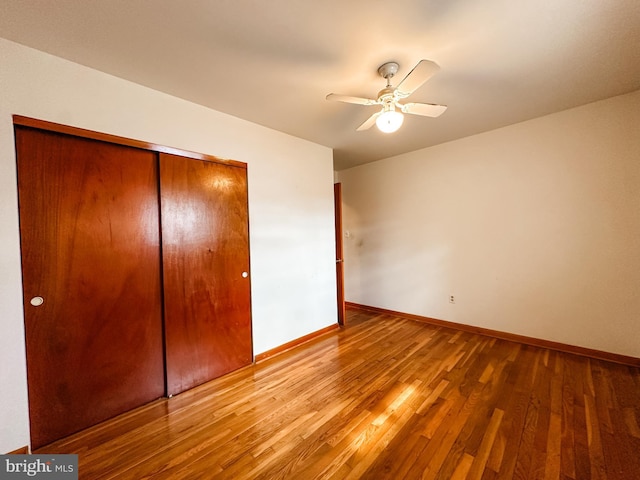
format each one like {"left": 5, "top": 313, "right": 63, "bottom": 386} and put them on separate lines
{"left": 395, "top": 60, "right": 441, "bottom": 98}
{"left": 356, "top": 111, "right": 381, "bottom": 131}
{"left": 401, "top": 102, "right": 447, "bottom": 118}
{"left": 326, "top": 93, "right": 378, "bottom": 106}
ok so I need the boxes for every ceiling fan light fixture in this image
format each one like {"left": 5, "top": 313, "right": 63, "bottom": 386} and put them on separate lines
{"left": 376, "top": 110, "right": 404, "bottom": 133}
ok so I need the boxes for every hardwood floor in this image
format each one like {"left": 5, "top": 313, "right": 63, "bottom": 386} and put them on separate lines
{"left": 37, "top": 308, "right": 640, "bottom": 479}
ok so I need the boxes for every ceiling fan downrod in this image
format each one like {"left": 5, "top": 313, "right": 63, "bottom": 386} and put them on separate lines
{"left": 377, "top": 62, "right": 399, "bottom": 87}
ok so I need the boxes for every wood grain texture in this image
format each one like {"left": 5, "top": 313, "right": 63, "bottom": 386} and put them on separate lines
{"left": 13, "top": 115, "right": 247, "bottom": 169}
{"left": 16, "top": 126, "right": 165, "bottom": 449}
{"left": 160, "top": 152, "right": 253, "bottom": 396}
{"left": 36, "top": 308, "right": 640, "bottom": 479}
{"left": 346, "top": 302, "right": 640, "bottom": 367}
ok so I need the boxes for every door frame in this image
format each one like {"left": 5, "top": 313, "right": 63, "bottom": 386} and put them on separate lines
{"left": 334, "top": 183, "right": 345, "bottom": 326}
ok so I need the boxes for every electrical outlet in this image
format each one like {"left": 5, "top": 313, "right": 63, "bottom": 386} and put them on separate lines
{"left": 449, "top": 295, "right": 455, "bottom": 304}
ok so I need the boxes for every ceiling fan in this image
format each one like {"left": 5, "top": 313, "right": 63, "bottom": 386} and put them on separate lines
{"left": 326, "top": 59, "right": 447, "bottom": 133}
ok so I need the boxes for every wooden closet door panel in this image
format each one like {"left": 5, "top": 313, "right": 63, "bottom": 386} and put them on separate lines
{"left": 160, "top": 153, "right": 252, "bottom": 396}
{"left": 16, "top": 127, "right": 165, "bottom": 449}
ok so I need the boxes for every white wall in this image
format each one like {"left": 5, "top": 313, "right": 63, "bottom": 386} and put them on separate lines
{"left": 340, "top": 90, "right": 640, "bottom": 358}
{"left": 0, "top": 38, "right": 337, "bottom": 453}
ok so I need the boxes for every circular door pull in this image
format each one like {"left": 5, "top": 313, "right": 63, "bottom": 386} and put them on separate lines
{"left": 242, "top": 271, "right": 249, "bottom": 278}
{"left": 30, "top": 296, "right": 44, "bottom": 307}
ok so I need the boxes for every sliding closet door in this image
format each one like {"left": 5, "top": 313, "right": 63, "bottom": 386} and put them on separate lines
{"left": 160, "top": 153, "right": 252, "bottom": 396}
{"left": 16, "top": 127, "right": 165, "bottom": 449}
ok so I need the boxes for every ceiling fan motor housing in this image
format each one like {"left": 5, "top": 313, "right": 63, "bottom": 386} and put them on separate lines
{"left": 377, "top": 87, "right": 396, "bottom": 104}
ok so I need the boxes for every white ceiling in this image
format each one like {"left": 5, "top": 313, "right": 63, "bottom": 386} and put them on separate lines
{"left": 1, "top": 1, "right": 639, "bottom": 170}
